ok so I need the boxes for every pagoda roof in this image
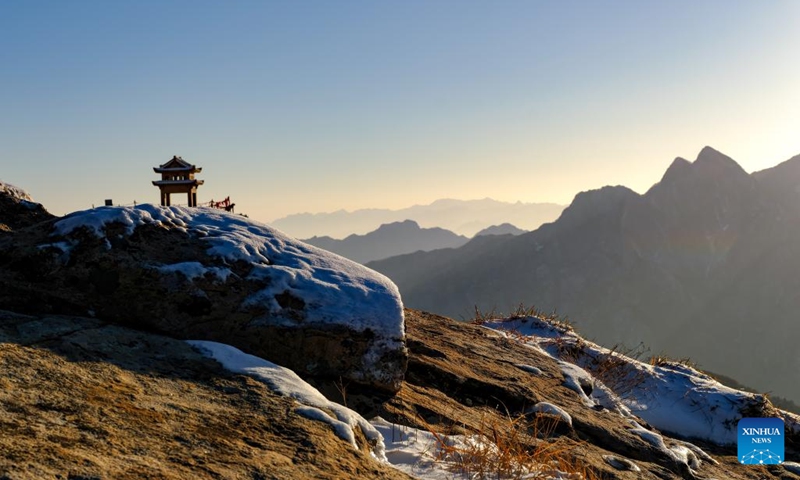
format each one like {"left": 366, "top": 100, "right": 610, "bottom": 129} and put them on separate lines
{"left": 152, "top": 179, "right": 205, "bottom": 186}
{"left": 154, "top": 155, "right": 202, "bottom": 173}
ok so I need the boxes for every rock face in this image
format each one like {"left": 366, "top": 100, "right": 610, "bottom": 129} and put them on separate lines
{"left": 0, "top": 202, "right": 407, "bottom": 392}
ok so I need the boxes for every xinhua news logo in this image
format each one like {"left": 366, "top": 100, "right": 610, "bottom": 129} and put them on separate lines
{"left": 738, "top": 417, "right": 784, "bottom": 465}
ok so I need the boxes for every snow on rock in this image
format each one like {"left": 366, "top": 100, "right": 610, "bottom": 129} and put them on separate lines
{"left": 158, "top": 261, "right": 233, "bottom": 282}
{"left": 0, "top": 180, "right": 34, "bottom": 202}
{"left": 529, "top": 402, "right": 572, "bottom": 427}
{"left": 514, "top": 364, "right": 543, "bottom": 375}
{"left": 784, "top": 462, "right": 800, "bottom": 475}
{"left": 53, "top": 205, "right": 403, "bottom": 338}
{"left": 601, "top": 455, "right": 641, "bottom": 472}
{"left": 45, "top": 204, "right": 407, "bottom": 391}
{"left": 188, "top": 340, "right": 386, "bottom": 460}
{"left": 483, "top": 315, "right": 800, "bottom": 447}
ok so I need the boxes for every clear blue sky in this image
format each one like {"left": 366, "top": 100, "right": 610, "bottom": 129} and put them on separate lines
{"left": 2, "top": 1, "right": 799, "bottom": 221}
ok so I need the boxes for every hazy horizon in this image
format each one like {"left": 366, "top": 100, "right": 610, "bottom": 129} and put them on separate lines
{"left": 2, "top": 2, "right": 799, "bottom": 223}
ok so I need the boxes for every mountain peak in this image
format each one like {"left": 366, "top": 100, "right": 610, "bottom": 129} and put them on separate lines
{"left": 694, "top": 146, "right": 745, "bottom": 174}
{"left": 647, "top": 147, "right": 750, "bottom": 199}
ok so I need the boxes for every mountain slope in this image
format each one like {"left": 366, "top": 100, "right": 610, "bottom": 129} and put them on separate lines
{"left": 303, "top": 220, "right": 468, "bottom": 264}
{"left": 272, "top": 198, "right": 564, "bottom": 238}
{"left": 368, "top": 147, "right": 800, "bottom": 403}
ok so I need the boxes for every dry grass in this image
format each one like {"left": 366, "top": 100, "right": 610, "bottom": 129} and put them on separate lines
{"left": 421, "top": 411, "right": 598, "bottom": 480}
{"left": 648, "top": 354, "right": 696, "bottom": 369}
{"left": 470, "top": 303, "right": 575, "bottom": 332}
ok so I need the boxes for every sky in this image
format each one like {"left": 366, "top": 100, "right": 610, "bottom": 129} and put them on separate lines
{"left": 2, "top": 1, "right": 799, "bottom": 222}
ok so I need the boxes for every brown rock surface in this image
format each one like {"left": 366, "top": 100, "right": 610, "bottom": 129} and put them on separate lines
{"left": 0, "top": 310, "right": 411, "bottom": 480}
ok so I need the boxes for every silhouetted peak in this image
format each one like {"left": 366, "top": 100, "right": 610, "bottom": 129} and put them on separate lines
{"left": 647, "top": 147, "right": 750, "bottom": 199}
{"left": 694, "top": 146, "right": 747, "bottom": 176}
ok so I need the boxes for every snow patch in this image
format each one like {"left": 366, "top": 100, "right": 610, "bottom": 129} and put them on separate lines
{"left": 602, "top": 455, "right": 640, "bottom": 472}
{"left": 371, "top": 417, "right": 589, "bottom": 480}
{"left": 187, "top": 340, "right": 386, "bottom": 460}
{"left": 529, "top": 402, "right": 572, "bottom": 427}
{"left": 784, "top": 462, "right": 800, "bottom": 475}
{"left": 157, "top": 261, "right": 233, "bottom": 282}
{"left": 514, "top": 364, "right": 543, "bottom": 375}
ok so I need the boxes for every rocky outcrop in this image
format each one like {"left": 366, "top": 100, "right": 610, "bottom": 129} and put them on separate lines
{"left": 372, "top": 310, "right": 800, "bottom": 480}
{"left": 0, "top": 181, "right": 54, "bottom": 232}
{"left": 0, "top": 202, "right": 406, "bottom": 392}
{"left": 0, "top": 310, "right": 411, "bottom": 480}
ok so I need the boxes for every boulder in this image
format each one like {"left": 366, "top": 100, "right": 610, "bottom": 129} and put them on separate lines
{"left": 0, "top": 202, "right": 407, "bottom": 391}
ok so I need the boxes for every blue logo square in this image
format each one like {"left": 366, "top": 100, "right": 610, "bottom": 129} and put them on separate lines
{"left": 738, "top": 417, "right": 784, "bottom": 465}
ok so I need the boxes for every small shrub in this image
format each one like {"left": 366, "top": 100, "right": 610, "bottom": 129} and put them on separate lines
{"left": 424, "top": 412, "right": 598, "bottom": 480}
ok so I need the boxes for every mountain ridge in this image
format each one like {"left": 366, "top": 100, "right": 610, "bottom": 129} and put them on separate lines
{"left": 302, "top": 220, "right": 469, "bottom": 264}
{"left": 368, "top": 146, "right": 800, "bottom": 403}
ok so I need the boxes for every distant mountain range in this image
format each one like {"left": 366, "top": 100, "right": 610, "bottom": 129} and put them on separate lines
{"left": 303, "top": 220, "right": 469, "bottom": 264}
{"left": 271, "top": 198, "right": 563, "bottom": 239}
{"left": 367, "top": 146, "right": 800, "bottom": 403}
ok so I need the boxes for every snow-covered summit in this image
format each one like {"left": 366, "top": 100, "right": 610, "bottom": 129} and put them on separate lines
{"left": 0, "top": 180, "right": 34, "bottom": 202}
{"left": 54, "top": 204, "right": 404, "bottom": 339}
{"left": 22, "top": 203, "right": 409, "bottom": 391}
